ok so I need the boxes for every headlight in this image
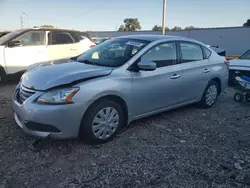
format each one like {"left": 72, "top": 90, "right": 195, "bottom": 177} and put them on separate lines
{"left": 37, "top": 87, "right": 80, "bottom": 104}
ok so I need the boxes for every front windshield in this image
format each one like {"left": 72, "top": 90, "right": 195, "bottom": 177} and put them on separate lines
{"left": 77, "top": 38, "right": 149, "bottom": 67}
{"left": 0, "top": 29, "right": 25, "bottom": 45}
{"left": 240, "top": 50, "right": 250, "bottom": 60}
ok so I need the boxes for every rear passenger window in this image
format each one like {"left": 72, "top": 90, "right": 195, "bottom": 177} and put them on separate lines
{"left": 203, "top": 47, "right": 212, "bottom": 59}
{"left": 141, "top": 42, "right": 177, "bottom": 68}
{"left": 70, "top": 32, "right": 80, "bottom": 43}
{"left": 180, "top": 42, "right": 203, "bottom": 63}
{"left": 49, "top": 31, "right": 75, "bottom": 45}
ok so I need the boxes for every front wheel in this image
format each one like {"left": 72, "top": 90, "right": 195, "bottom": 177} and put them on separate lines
{"left": 0, "top": 68, "right": 6, "bottom": 84}
{"left": 79, "top": 99, "right": 126, "bottom": 144}
{"left": 199, "top": 80, "right": 219, "bottom": 108}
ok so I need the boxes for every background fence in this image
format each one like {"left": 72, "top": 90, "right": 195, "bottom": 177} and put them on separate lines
{"left": 89, "top": 27, "right": 250, "bottom": 56}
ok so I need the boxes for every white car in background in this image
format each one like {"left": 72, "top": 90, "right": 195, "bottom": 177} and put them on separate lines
{"left": 229, "top": 50, "right": 250, "bottom": 84}
{"left": 0, "top": 28, "right": 95, "bottom": 83}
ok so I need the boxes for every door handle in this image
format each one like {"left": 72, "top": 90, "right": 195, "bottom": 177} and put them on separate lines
{"left": 203, "top": 68, "right": 211, "bottom": 73}
{"left": 170, "top": 74, "right": 181, "bottom": 79}
{"left": 70, "top": 48, "right": 77, "bottom": 51}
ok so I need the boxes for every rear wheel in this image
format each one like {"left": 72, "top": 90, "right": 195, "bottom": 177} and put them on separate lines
{"left": 199, "top": 80, "right": 219, "bottom": 108}
{"left": 245, "top": 93, "right": 250, "bottom": 102}
{"left": 79, "top": 99, "right": 126, "bottom": 144}
{"left": 234, "top": 93, "right": 243, "bottom": 102}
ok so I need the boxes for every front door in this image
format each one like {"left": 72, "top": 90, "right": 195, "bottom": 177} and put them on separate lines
{"left": 4, "top": 30, "right": 47, "bottom": 74}
{"left": 130, "top": 42, "right": 183, "bottom": 117}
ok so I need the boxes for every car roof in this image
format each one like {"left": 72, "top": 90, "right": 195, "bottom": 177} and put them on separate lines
{"left": 117, "top": 34, "right": 207, "bottom": 46}
{"left": 29, "top": 28, "right": 81, "bottom": 32}
{"left": 117, "top": 34, "right": 188, "bottom": 41}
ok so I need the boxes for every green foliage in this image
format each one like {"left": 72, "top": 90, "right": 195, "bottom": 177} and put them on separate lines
{"left": 152, "top": 25, "right": 170, "bottom": 31}
{"left": 118, "top": 18, "right": 141, "bottom": 31}
{"left": 118, "top": 25, "right": 125, "bottom": 31}
{"left": 184, "top": 26, "right": 196, "bottom": 30}
{"left": 243, "top": 19, "right": 250, "bottom": 26}
{"left": 171, "top": 26, "right": 182, "bottom": 31}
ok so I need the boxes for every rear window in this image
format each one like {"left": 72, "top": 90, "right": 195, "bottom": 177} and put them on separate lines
{"left": 203, "top": 47, "right": 212, "bottom": 59}
{"left": 240, "top": 50, "right": 250, "bottom": 60}
{"left": 79, "top": 32, "right": 91, "bottom": 40}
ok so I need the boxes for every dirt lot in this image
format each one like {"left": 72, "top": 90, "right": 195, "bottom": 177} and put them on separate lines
{"left": 0, "top": 82, "right": 250, "bottom": 188}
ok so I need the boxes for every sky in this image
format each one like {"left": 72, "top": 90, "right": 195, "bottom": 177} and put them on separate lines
{"left": 0, "top": 0, "right": 249, "bottom": 31}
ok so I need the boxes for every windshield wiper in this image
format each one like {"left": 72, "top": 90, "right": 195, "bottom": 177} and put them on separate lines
{"left": 78, "top": 59, "right": 102, "bottom": 66}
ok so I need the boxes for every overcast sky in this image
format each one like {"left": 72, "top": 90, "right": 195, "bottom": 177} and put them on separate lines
{"left": 0, "top": 0, "right": 249, "bottom": 31}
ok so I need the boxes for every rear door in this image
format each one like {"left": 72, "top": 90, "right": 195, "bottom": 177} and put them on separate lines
{"left": 131, "top": 42, "right": 184, "bottom": 116}
{"left": 47, "top": 30, "right": 78, "bottom": 60}
{"left": 178, "top": 41, "right": 212, "bottom": 102}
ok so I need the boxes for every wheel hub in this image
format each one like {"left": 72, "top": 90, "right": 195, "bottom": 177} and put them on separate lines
{"left": 205, "top": 85, "right": 218, "bottom": 106}
{"left": 92, "top": 107, "right": 119, "bottom": 140}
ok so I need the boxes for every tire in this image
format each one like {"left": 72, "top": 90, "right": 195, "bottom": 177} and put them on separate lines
{"left": 79, "top": 99, "right": 126, "bottom": 144}
{"left": 0, "top": 68, "right": 6, "bottom": 84}
{"left": 245, "top": 93, "right": 250, "bottom": 102}
{"left": 199, "top": 80, "right": 219, "bottom": 109}
{"left": 234, "top": 93, "right": 243, "bottom": 102}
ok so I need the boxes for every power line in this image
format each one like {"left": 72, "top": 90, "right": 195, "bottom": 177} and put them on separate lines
{"left": 83, "top": 0, "right": 111, "bottom": 16}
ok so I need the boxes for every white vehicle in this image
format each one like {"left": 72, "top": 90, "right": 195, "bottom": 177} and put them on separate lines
{"left": 229, "top": 50, "right": 250, "bottom": 84}
{"left": 0, "top": 28, "right": 95, "bottom": 83}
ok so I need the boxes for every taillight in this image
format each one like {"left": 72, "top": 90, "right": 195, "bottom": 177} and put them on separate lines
{"left": 224, "top": 61, "right": 230, "bottom": 69}
{"left": 89, "top": 45, "right": 95, "bottom": 48}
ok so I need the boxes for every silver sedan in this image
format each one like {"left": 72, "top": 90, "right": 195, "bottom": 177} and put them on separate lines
{"left": 12, "top": 35, "right": 228, "bottom": 144}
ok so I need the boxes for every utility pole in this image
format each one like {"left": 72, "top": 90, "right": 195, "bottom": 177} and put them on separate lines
{"left": 20, "top": 16, "right": 24, "bottom": 28}
{"left": 20, "top": 13, "right": 27, "bottom": 28}
{"left": 162, "top": 0, "right": 166, "bottom": 35}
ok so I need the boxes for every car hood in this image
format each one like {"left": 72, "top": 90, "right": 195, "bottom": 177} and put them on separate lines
{"left": 229, "top": 59, "right": 250, "bottom": 71}
{"left": 21, "top": 59, "right": 113, "bottom": 91}
{"left": 229, "top": 59, "right": 250, "bottom": 66}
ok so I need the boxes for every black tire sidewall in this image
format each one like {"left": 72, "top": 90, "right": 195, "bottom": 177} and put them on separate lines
{"left": 200, "top": 80, "right": 219, "bottom": 108}
{"left": 79, "top": 99, "right": 125, "bottom": 144}
{"left": 245, "top": 93, "right": 250, "bottom": 102}
{"left": 0, "top": 67, "right": 6, "bottom": 84}
{"left": 234, "top": 93, "right": 243, "bottom": 102}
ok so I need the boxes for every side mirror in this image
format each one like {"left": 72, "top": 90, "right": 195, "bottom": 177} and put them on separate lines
{"left": 138, "top": 60, "right": 156, "bottom": 71}
{"left": 8, "top": 40, "right": 21, "bottom": 48}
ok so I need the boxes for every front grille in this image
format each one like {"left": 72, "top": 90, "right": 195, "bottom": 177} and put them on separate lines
{"left": 17, "top": 85, "right": 36, "bottom": 104}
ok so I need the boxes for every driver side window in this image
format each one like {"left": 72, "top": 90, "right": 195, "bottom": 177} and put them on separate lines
{"left": 12, "top": 31, "right": 45, "bottom": 46}
{"left": 141, "top": 42, "right": 177, "bottom": 68}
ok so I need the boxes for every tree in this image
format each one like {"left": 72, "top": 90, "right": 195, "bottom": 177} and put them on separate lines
{"left": 118, "top": 18, "right": 141, "bottom": 31}
{"left": 243, "top": 19, "right": 250, "bottom": 26}
{"left": 184, "top": 26, "right": 196, "bottom": 30}
{"left": 118, "top": 25, "right": 125, "bottom": 31}
{"left": 171, "top": 26, "right": 182, "bottom": 31}
{"left": 152, "top": 25, "right": 170, "bottom": 31}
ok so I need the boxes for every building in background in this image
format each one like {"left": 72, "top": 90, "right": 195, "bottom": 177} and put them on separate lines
{"left": 89, "top": 26, "right": 250, "bottom": 56}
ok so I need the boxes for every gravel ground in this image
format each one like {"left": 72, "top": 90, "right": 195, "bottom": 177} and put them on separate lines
{"left": 0, "top": 82, "right": 250, "bottom": 188}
